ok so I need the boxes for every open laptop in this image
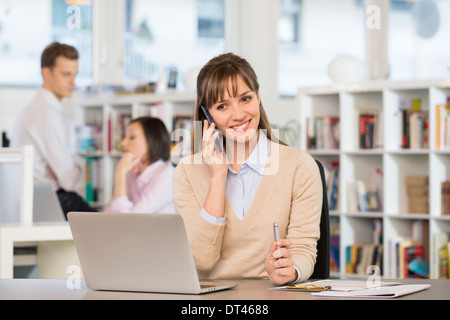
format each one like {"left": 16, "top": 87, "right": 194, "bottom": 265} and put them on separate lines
{"left": 67, "top": 211, "right": 237, "bottom": 294}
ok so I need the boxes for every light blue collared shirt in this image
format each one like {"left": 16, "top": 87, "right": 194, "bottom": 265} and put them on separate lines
{"left": 200, "top": 129, "right": 268, "bottom": 223}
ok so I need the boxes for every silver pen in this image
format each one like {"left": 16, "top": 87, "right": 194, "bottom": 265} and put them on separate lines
{"left": 273, "top": 222, "right": 280, "bottom": 249}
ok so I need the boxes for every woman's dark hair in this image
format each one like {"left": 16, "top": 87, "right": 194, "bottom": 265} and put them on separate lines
{"left": 129, "top": 117, "right": 171, "bottom": 164}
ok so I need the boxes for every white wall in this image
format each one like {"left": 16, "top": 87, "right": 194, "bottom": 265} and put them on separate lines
{"left": 227, "top": 0, "right": 300, "bottom": 126}
{"left": 0, "top": 88, "right": 37, "bottom": 141}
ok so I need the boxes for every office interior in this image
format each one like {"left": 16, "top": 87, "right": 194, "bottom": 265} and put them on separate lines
{"left": 1, "top": 0, "right": 450, "bottom": 282}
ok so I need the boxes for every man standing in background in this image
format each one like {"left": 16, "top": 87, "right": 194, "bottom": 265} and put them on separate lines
{"left": 11, "top": 42, "right": 96, "bottom": 218}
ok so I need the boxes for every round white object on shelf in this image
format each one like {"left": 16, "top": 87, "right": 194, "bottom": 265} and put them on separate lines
{"left": 327, "top": 55, "right": 365, "bottom": 83}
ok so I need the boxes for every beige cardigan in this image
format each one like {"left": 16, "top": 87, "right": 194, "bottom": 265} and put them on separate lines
{"left": 172, "top": 141, "right": 322, "bottom": 282}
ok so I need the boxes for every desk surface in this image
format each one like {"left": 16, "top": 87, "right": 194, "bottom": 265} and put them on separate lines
{"left": 0, "top": 278, "right": 449, "bottom": 300}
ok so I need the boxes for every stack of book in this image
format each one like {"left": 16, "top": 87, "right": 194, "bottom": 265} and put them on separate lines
{"left": 406, "top": 175, "right": 429, "bottom": 214}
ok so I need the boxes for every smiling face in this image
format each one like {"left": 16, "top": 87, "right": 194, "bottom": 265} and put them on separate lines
{"left": 209, "top": 75, "right": 260, "bottom": 145}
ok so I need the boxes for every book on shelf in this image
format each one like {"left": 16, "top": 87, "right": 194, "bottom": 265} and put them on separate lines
{"left": 442, "top": 181, "right": 450, "bottom": 215}
{"left": 373, "top": 219, "right": 382, "bottom": 245}
{"left": 432, "top": 232, "right": 449, "bottom": 279}
{"left": 306, "top": 116, "right": 339, "bottom": 150}
{"left": 85, "top": 157, "right": 104, "bottom": 204}
{"left": 403, "top": 244, "right": 426, "bottom": 278}
{"left": 355, "top": 109, "right": 382, "bottom": 150}
{"left": 435, "top": 100, "right": 450, "bottom": 150}
{"left": 324, "top": 162, "right": 339, "bottom": 211}
{"left": 329, "top": 217, "right": 340, "bottom": 273}
{"left": 409, "top": 111, "right": 429, "bottom": 149}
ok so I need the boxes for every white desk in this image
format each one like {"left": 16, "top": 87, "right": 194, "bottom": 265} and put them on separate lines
{"left": 0, "top": 222, "right": 75, "bottom": 279}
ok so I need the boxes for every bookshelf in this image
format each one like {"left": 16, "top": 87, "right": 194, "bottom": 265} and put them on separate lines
{"left": 74, "top": 91, "right": 195, "bottom": 208}
{"left": 298, "top": 78, "right": 450, "bottom": 279}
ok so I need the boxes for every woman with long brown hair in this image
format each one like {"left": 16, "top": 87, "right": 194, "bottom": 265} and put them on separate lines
{"left": 173, "top": 53, "right": 322, "bottom": 285}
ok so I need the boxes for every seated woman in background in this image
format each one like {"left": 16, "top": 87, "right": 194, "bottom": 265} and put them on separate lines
{"left": 107, "top": 117, "right": 175, "bottom": 214}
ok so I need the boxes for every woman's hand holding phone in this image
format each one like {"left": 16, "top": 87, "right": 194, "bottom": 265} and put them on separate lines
{"left": 202, "top": 120, "right": 227, "bottom": 178}
{"left": 201, "top": 119, "right": 228, "bottom": 220}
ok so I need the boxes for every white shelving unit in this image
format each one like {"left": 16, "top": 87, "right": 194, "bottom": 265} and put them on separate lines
{"left": 298, "top": 78, "right": 450, "bottom": 279}
{"left": 74, "top": 91, "right": 196, "bottom": 208}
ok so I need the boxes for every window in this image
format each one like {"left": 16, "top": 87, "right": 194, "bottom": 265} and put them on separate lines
{"left": 278, "top": 0, "right": 365, "bottom": 97}
{"left": 0, "top": 0, "right": 93, "bottom": 86}
{"left": 124, "top": 0, "right": 226, "bottom": 90}
{"left": 197, "top": 0, "right": 225, "bottom": 38}
{"left": 388, "top": 0, "right": 450, "bottom": 80}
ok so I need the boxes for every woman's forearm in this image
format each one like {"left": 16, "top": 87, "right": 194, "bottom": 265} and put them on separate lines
{"left": 203, "top": 175, "right": 227, "bottom": 219}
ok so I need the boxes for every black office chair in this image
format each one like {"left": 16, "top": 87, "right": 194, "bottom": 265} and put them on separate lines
{"left": 310, "top": 159, "right": 330, "bottom": 279}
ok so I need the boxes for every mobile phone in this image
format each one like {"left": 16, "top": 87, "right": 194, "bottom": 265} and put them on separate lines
{"left": 200, "top": 106, "right": 224, "bottom": 153}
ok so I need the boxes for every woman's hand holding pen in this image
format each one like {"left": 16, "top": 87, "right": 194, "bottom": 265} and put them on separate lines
{"left": 265, "top": 239, "right": 297, "bottom": 285}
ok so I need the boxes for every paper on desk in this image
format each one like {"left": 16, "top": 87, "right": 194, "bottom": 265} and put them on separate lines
{"left": 269, "top": 279, "right": 400, "bottom": 292}
{"left": 305, "top": 280, "right": 400, "bottom": 292}
{"left": 311, "top": 284, "right": 431, "bottom": 298}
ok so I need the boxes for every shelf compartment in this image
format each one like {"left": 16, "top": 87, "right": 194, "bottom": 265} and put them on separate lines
{"left": 383, "top": 153, "right": 429, "bottom": 215}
